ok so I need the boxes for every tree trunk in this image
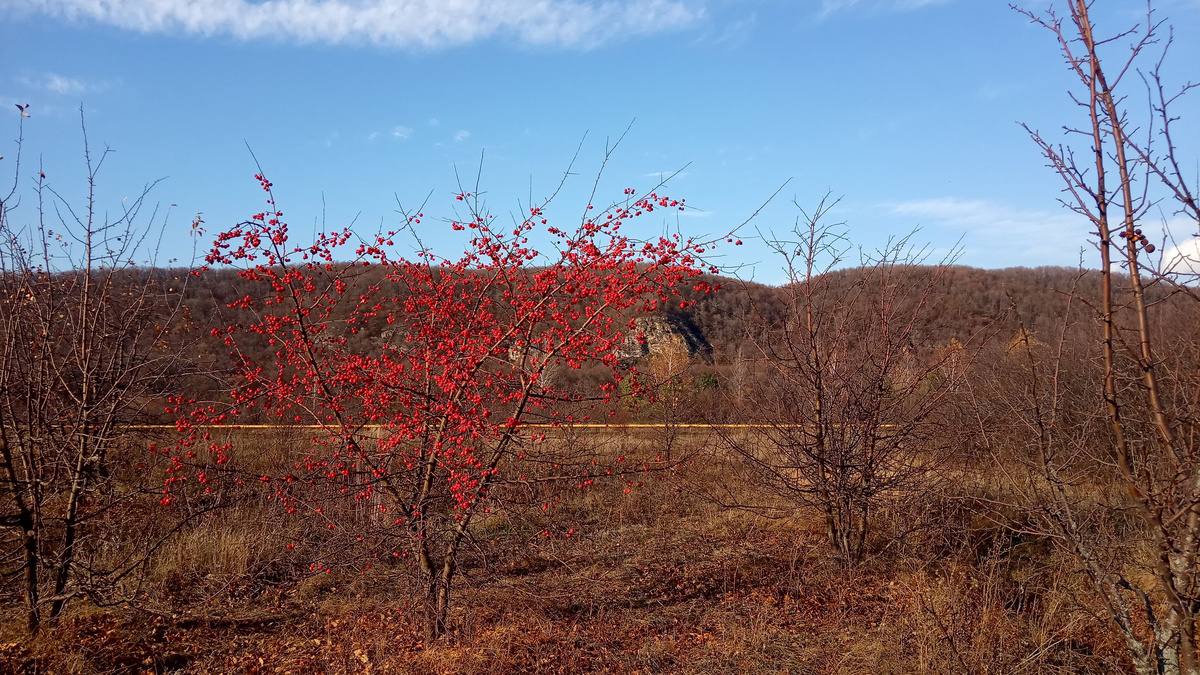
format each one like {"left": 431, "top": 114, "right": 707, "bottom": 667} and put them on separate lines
{"left": 48, "top": 449, "right": 90, "bottom": 620}
{"left": 854, "top": 502, "right": 869, "bottom": 563}
{"left": 20, "top": 510, "right": 41, "bottom": 633}
{"left": 3, "top": 437, "right": 42, "bottom": 633}
{"left": 423, "top": 558, "right": 455, "bottom": 641}
{"left": 824, "top": 506, "right": 842, "bottom": 559}
{"left": 49, "top": 486, "right": 82, "bottom": 620}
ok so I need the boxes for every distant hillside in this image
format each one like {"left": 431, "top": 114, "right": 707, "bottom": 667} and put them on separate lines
{"left": 134, "top": 262, "right": 1192, "bottom": 421}
{"left": 674, "top": 265, "right": 1112, "bottom": 358}
{"left": 168, "top": 264, "right": 1114, "bottom": 359}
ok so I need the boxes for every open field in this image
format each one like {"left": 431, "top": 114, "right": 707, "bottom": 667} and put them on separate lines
{"left": 1, "top": 429, "right": 1128, "bottom": 673}
{"left": 3, "top": 1, "right": 1198, "bottom": 671}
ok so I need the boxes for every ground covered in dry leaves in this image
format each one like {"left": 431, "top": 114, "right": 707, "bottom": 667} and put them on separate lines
{"left": 2, "top": 435, "right": 1127, "bottom": 673}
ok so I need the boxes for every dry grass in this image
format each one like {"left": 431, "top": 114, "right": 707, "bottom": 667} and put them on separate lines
{"left": 0, "top": 430, "right": 1132, "bottom": 673}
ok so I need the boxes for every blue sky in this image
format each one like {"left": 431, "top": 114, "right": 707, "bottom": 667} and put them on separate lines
{"left": 2, "top": 0, "right": 1198, "bottom": 281}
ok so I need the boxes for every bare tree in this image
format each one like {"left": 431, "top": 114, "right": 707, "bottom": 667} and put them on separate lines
{"left": 715, "top": 197, "right": 966, "bottom": 564}
{"left": 0, "top": 111, "right": 191, "bottom": 632}
{"left": 980, "top": 2, "right": 1200, "bottom": 671}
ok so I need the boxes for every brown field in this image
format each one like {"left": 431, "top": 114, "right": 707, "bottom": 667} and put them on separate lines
{"left": 1, "top": 428, "right": 1127, "bottom": 673}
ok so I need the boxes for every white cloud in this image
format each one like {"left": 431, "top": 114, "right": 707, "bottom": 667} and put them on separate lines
{"left": 8, "top": 0, "right": 702, "bottom": 49}
{"left": 427, "top": 117, "right": 440, "bottom": 127}
{"left": 45, "top": 73, "right": 87, "bottom": 95}
{"left": 694, "top": 11, "right": 754, "bottom": 47}
{"left": 17, "top": 72, "right": 106, "bottom": 96}
{"left": 1156, "top": 213, "right": 1195, "bottom": 279}
{"left": 1161, "top": 234, "right": 1200, "bottom": 281}
{"left": 391, "top": 125, "right": 412, "bottom": 140}
{"left": 976, "top": 82, "right": 1022, "bottom": 101}
{"left": 367, "top": 130, "right": 381, "bottom": 141}
{"left": 453, "top": 129, "right": 471, "bottom": 143}
{"left": 888, "top": 197, "right": 1091, "bottom": 263}
{"left": 642, "top": 169, "right": 689, "bottom": 180}
{"left": 819, "top": 0, "right": 951, "bottom": 18}
{"left": 894, "top": 201, "right": 1200, "bottom": 272}
{"left": 2, "top": 97, "right": 70, "bottom": 118}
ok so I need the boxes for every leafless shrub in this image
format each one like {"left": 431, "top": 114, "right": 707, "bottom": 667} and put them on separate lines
{"left": 0, "top": 111, "right": 195, "bottom": 632}
{"left": 713, "top": 196, "right": 970, "bottom": 564}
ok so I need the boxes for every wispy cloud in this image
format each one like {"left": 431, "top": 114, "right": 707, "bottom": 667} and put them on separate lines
{"left": 1159, "top": 217, "right": 1200, "bottom": 280}
{"left": 1, "top": 97, "right": 70, "bottom": 118}
{"left": 1162, "top": 237, "right": 1200, "bottom": 280}
{"left": 819, "top": 0, "right": 952, "bottom": 18}
{"left": 8, "top": 0, "right": 703, "bottom": 49}
{"left": 694, "top": 11, "right": 755, "bottom": 47}
{"left": 892, "top": 199, "right": 1199, "bottom": 271}
{"left": 45, "top": 73, "right": 87, "bottom": 95}
{"left": 453, "top": 129, "right": 471, "bottom": 143}
{"left": 976, "top": 82, "right": 1022, "bottom": 101}
{"left": 642, "top": 169, "right": 689, "bottom": 180}
{"left": 888, "top": 197, "right": 1090, "bottom": 262}
{"left": 17, "top": 72, "right": 108, "bottom": 96}
{"left": 391, "top": 125, "right": 413, "bottom": 140}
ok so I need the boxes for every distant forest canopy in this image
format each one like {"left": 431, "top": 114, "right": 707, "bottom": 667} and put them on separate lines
{"left": 133, "top": 262, "right": 1193, "bottom": 424}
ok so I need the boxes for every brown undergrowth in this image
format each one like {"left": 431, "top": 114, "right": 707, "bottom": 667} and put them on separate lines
{"left": 1, "top": 432, "right": 1128, "bottom": 673}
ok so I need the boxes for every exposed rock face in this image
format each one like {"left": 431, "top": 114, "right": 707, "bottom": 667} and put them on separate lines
{"left": 617, "top": 313, "right": 712, "bottom": 362}
{"left": 374, "top": 312, "right": 712, "bottom": 368}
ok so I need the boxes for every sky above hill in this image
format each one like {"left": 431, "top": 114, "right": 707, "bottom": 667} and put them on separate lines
{"left": 1, "top": 0, "right": 1198, "bottom": 282}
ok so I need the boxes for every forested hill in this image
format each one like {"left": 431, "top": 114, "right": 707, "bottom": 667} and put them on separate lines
{"left": 675, "top": 265, "right": 1110, "bottom": 357}
{"left": 172, "top": 263, "right": 1105, "bottom": 362}
{"left": 135, "top": 263, "right": 1149, "bottom": 422}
